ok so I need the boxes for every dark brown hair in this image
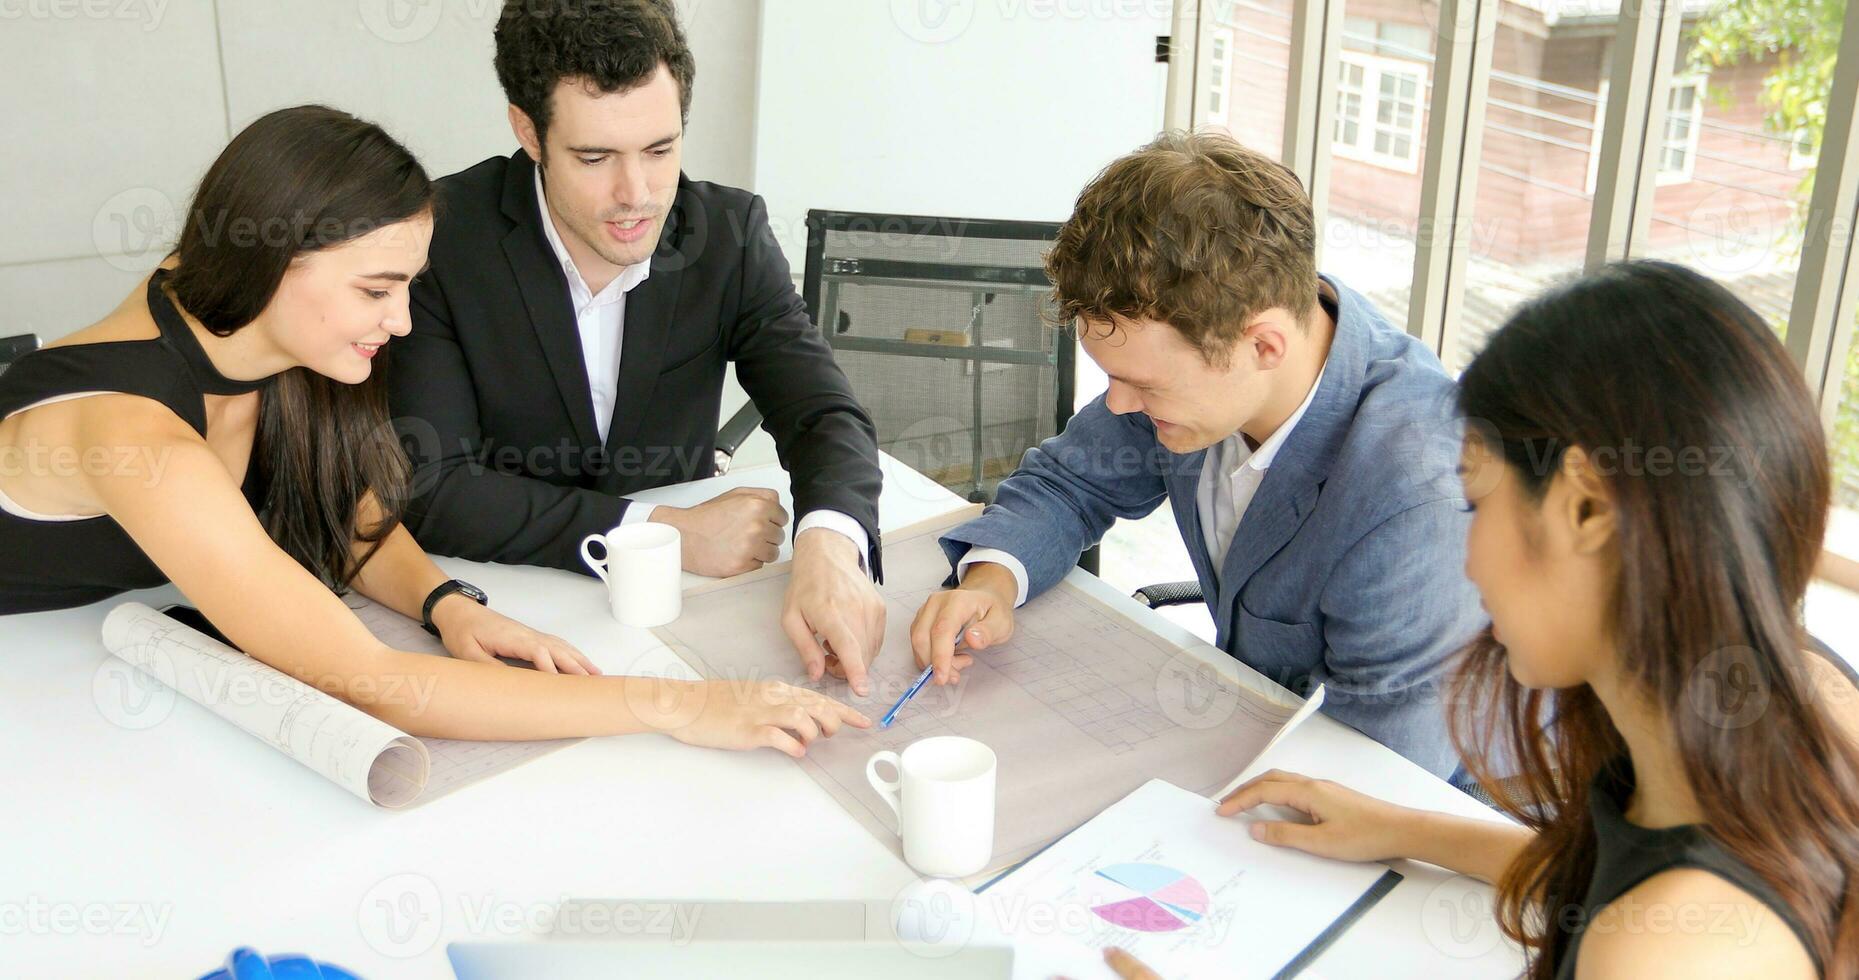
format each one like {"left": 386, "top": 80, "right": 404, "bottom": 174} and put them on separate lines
{"left": 493, "top": 0, "right": 695, "bottom": 149}
{"left": 1451, "top": 260, "right": 1858, "bottom": 977}
{"left": 1043, "top": 130, "right": 1318, "bottom": 364}
{"left": 168, "top": 104, "right": 432, "bottom": 589}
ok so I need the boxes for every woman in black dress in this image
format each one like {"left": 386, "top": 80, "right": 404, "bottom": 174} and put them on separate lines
{"left": 0, "top": 105, "right": 864, "bottom": 754}
{"left": 1107, "top": 262, "right": 1857, "bottom": 979}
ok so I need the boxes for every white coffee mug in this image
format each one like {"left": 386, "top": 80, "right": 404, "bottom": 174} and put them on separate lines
{"left": 580, "top": 523, "right": 683, "bottom": 627}
{"left": 866, "top": 736, "right": 997, "bottom": 878}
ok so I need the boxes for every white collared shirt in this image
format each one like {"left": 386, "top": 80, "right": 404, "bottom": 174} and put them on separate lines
{"left": 958, "top": 363, "right": 1328, "bottom": 607}
{"left": 1194, "top": 361, "right": 1325, "bottom": 583}
{"left": 534, "top": 167, "right": 650, "bottom": 446}
{"left": 533, "top": 170, "right": 870, "bottom": 558}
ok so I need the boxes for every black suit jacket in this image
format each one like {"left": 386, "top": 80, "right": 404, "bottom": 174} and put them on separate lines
{"left": 391, "top": 151, "right": 882, "bottom": 577}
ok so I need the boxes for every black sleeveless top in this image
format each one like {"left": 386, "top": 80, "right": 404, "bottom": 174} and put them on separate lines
{"left": 1551, "top": 730, "right": 1846, "bottom": 977}
{"left": 0, "top": 269, "right": 276, "bottom": 614}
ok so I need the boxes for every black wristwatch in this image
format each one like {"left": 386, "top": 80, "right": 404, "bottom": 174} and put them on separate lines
{"left": 421, "top": 579, "right": 488, "bottom": 638}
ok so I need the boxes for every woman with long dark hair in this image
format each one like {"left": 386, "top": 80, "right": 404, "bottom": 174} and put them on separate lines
{"left": 1103, "top": 261, "right": 1858, "bottom": 978}
{"left": 0, "top": 106, "right": 865, "bottom": 754}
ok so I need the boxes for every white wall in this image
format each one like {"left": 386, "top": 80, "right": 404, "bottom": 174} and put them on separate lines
{"left": 751, "top": 0, "right": 1171, "bottom": 259}
{"left": 0, "top": 0, "right": 760, "bottom": 344}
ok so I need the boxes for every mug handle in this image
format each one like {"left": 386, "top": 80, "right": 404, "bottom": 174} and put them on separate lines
{"left": 579, "top": 534, "right": 611, "bottom": 586}
{"left": 865, "top": 750, "right": 903, "bottom": 822}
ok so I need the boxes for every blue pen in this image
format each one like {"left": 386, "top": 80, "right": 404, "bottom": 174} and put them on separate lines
{"left": 879, "top": 666, "right": 934, "bottom": 728}
{"left": 881, "top": 632, "right": 971, "bottom": 728}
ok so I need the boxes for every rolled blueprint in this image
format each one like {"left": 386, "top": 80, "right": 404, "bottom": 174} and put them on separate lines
{"left": 101, "top": 602, "right": 429, "bottom": 807}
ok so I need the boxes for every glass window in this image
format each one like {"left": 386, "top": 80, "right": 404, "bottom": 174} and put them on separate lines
{"left": 1333, "top": 52, "right": 1425, "bottom": 172}
{"left": 1335, "top": 59, "right": 1365, "bottom": 146}
{"left": 1839, "top": 318, "right": 1859, "bottom": 513}
{"left": 1451, "top": 6, "right": 1613, "bottom": 373}
{"left": 1206, "top": 30, "right": 1232, "bottom": 122}
{"left": 1324, "top": 4, "right": 1436, "bottom": 333}
{"left": 1657, "top": 77, "right": 1702, "bottom": 182}
{"left": 1644, "top": 22, "right": 1830, "bottom": 339}
{"left": 1816, "top": 315, "right": 1859, "bottom": 641}
{"left": 1790, "top": 129, "right": 1818, "bottom": 170}
{"left": 1198, "top": 0, "right": 1294, "bottom": 162}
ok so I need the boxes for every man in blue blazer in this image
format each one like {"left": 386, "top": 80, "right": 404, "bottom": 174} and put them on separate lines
{"left": 909, "top": 132, "right": 1483, "bottom": 778}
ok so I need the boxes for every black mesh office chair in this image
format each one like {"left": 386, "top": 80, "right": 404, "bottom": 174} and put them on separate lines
{"left": 717, "top": 210, "right": 1096, "bottom": 573}
{"left": 0, "top": 334, "right": 39, "bottom": 375}
{"left": 802, "top": 210, "right": 1076, "bottom": 501}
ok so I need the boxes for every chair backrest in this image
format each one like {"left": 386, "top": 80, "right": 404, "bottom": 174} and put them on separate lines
{"left": 802, "top": 211, "right": 1073, "bottom": 504}
{"left": 0, "top": 334, "right": 41, "bottom": 376}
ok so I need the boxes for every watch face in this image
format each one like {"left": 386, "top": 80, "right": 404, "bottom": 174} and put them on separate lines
{"left": 456, "top": 581, "right": 488, "bottom": 603}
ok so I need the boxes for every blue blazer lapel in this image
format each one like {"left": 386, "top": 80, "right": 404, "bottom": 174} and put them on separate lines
{"left": 1162, "top": 450, "right": 1220, "bottom": 611}
{"left": 1207, "top": 275, "right": 1371, "bottom": 647}
{"left": 1212, "top": 469, "right": 1318, "bottom": 644}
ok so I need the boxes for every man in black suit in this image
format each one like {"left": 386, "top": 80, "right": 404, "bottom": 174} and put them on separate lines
{"left": 391, "top": 0, "right": 890, "bottom": 696}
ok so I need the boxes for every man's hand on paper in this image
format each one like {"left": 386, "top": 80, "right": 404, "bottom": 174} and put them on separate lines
{"left": 433, "top": 595, "right": 601, "bottom": 675}
{"left": 908, "top": 565, "right": 1014, "bottom": 685}
{"left": 651, "top": 486, "right": 789, "bottom": 576}
{"left": 781, "top": 527, "right": 886, "bottom": 698}
{"left": 1215, "top": 768, "right": 1422, "bottom": 862}
{"left": 654, "top": 677, "right": 874, "bottom": 758}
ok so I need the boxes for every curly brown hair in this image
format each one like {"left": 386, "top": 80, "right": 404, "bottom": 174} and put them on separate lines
{"left": 1044, "top": 131, "right": 1318, "bottom": 365}
{"left": 493, "top": 0, "right": 695, "bottom": 148}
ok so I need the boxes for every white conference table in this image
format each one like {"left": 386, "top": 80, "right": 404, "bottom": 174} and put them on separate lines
{"left": 0, "top": 454, "right": 1524, "bottom": 979}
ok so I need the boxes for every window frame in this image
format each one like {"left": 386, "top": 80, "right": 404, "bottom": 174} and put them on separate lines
{"left": 1654, "top": 73, "right": 1705, "bottom": 185}
{"left": 1332, "top": 48, "right": 1427, "bottom": 174}
{"left": 1585, "top": 73, "right": 1706, "bottom": 193}
{"left": 1205, "top": 27, "right": 1233, "bottom": 124}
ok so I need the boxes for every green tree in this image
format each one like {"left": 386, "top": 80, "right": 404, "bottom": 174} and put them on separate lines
{"left": 1692, "top": 0, "right": 1859, "bottom": 506}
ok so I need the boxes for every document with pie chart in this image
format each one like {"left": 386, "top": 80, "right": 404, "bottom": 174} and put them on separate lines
{"left": 978, "top": 779, "right": 1401, "bottom": 979}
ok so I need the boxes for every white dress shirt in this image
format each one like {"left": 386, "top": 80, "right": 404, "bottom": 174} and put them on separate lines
{"left": 958, "top": 362, "right": 1327, "bottom": 606}
{"left": 533, "top": 170, "right": 870, "bottom": 558}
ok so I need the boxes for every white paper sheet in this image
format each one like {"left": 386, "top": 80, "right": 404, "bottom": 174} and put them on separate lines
{"left": 977, "top": 779, "right": 1396, "bottom": 979}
